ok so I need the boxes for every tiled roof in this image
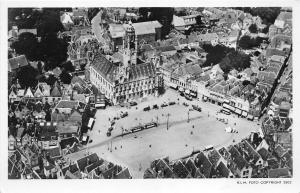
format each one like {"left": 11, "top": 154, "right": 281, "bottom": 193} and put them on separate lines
{"left": 218, "top": 147, "right": 231, "bottom": 161}
{"left": 129, "top": 21, "right": 162, "bottom": 36}
{"left": 91, "top": 53, "right": 117, "bottom": 84}
{"left": 154, "top": 159, "right": 173, "bottom": 178}
{"left": 156, "top": 45, "right": 177, "bottom": 53}
{"left": 8, "top": 55, "right": 29, "bottom": 72}
{"left": 267, "top": 157, "right": 279, "bottom": 169}
{"left": 228, "top": 145, "right": 248, "bottom": 170}
{"left": 240, "top": 140, "right": 261, "bottom": 163}
{"left": 208, "top": 149, "right": 221, "bottom": 167}
{"left": 85, "top": 159, "right": 104, "bottom": 174}
{"left": 102, "top": 165, "right": 122, "bottom": 179}
{"left": 76, "top": 153, "right": 99, "bottom": 172}
{"left": 143, "top": 168, "right": 157, "bottom": 178}
{"left": 172, "top": 160, "right": 190, "bottom": 178}
{"left": 56, "top": 100, "right": 79, "bottom": 109}
{"left": 268, "top": 167, "right": 290, "bottom": 178}
{"left": 45, "top": 147, "right": 61, "bottom": 158}
{"left": 116, "top": 168, "right": 132, "bottom": 179}
{"left": 216, "top": 161, "right": 230, "bottom": 178}
{"left": 129, "top": 62, "right": 156, "bottom": 81}
{"left": 274, "top": 144, "right": 287, "bottom": 158}
{"left": 50, "top": 85, "right": 62, "bottom": 97}
{"left": 62, "top": 164, "right": 79, "bottom": 176}
{"left": 194, "top": 152, "right": 212, "bottom": 178}
{"left": 257, "top": 148, "right": 270, "bottom": 161}
{"left": 184, "top": 158, "right": 198, "bottom": 178}
{"left": 60, "top": 137, "right": 79, "bottom": 149}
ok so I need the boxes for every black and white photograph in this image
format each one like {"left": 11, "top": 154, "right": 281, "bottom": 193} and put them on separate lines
{"left": 5, "top": 6, "right": 294, "bottom": 180}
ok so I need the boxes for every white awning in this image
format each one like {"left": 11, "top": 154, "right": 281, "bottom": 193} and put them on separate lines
{"left": 268, "top": 110, "right": 274, "bottom": 116}
{"left": 242, "top": 111, "right": 248, "bottom": 117}
{"left": 223, "top": 103, "right": 235, "bottom": 111}
{"left": 247, "top": 114, "right": 254, "bottom": 119}
{"left": 82, "top": 135, "right": 88, "bottom": 141}
{"left": 223, "top": 99, "right": 230, "bottom": 104}
{"left": 95, "top": 103, "right": 105, "bottom": 107}
{"left": 169, "top": 82, "right": 178, "bottom": 89}
{"left": 185, "top": 90, "right": 190, "bottom": 94}
{"left": 190, "top": 92, "right": 197, "bottom": 96}
{"left": 235, "top": 108, "right": 242, "bottom": 115}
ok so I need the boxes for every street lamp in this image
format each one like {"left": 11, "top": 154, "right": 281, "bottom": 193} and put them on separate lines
{"left": 166, "top": 113, "right": 170, "bottom": 130}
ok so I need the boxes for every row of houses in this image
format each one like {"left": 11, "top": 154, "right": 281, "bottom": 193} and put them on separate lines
{"left": 144, "top": 130, "right": 292, "bottom": 178}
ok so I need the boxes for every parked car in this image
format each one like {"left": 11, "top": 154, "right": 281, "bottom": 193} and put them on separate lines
{"left": 130, "top": 101, "right": 137, "bottom": 106}
{"left": 120, "top": 111, "right": 128, "bottom": 118}
{"left": 183, "top": 102, "right": 189, "bottom": 107}
{"left": 152, "top": 104, "right": 159, "bottom": 109}
{"left": 220, "top": 109, "right": 231, "bottom": 115}
{"left": 120, "top": 103, "right": 126, "bottom": 107}
{"left": 106, "top": 131, "right": 111, "bottom": 137}
{"left": 168, "top": 101, "right": 176, "bottom": 105}
{"left": 144, "top": 122, "right": 158, "bottom": 129}
{"left": 185, "top": 95, "right": 192, "bottom": 101}
{"left": 161, "top": 103, "right": 168, "bottom": 107}
{"left": 108, "top": 127, "right": 113, "bottom": 132}
{"left": 192, "top": 105, "right": 202, "bottom": 112}
{"left": 143, "top": 106, "right": 150, "bottom": 111}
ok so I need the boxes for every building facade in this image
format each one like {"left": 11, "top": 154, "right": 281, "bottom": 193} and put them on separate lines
{"left": 90, "top": 22, "right": 163, "bottom": 105}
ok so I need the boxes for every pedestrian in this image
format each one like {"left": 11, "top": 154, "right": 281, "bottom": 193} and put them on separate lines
{"left": 149, "top": 144, "right": 151, "bottom": 148}
{"left": 121, "top": 145, "right": 122, "bottom": 149}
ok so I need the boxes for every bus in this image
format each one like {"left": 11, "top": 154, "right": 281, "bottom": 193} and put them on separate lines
{"left": 95, "top": 93, "right": 106, "bottom": 109}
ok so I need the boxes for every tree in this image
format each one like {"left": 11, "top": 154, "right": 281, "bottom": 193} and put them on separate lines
{"left": 138, "top": 7, "right": 174, "bottom": 39}
{"left": 11, "top": 32, "right": 41, "bottom": 61}
{"left": 239, "top": 35, "right": 268, "bottom": 49}
{"left": 202, "top": 44, "right": 234, "bottom": 67}
{"left": 45, "top": 74, "right": 57, "bottom": 86}
{"left": 17, "top": 65, "right": 39, "bottom": 88}
{"left": 61, "top": 61, "right": 74, "bottom": 72}
{"left": 59, "top": 70, "right": 72, "bottom": 84}
{"left": 220, "top": 51, "right": 251, "bottom": 74}
{"left": 248, "top": 24, "right": 258, "bottom": 33}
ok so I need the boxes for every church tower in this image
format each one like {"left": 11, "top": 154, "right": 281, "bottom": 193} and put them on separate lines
{"left": 117, "top": 21, "right": 138, "bottom": 83}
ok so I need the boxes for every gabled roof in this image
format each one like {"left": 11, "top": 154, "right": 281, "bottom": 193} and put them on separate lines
{"left": 55, "top": 100, "right": 79, "bottom": 109}
{"left": 85, "top": 159, "right": 104, "bottom": 174}
{"left": 8, "top": 55, "right": 29, "bottom": 72}
{"left": 268, "top": 167, "right": 290, "bottom": 178}
{"left": 45, "top": 147, "right": 61, "bottom": 159}
{"left": 62, "top": 164, "right": 79, "bottom": 176}
{"left": 129, "top": 62, "right": 156, "bottom": 82}
{"left": 76, "top": 153, "right": 99, "bottom": 172}
{"left": 91, "top": 53, "right": 117, "bottom": 84}
{"left": 216, "top": 161, "right": 231, "bottom": 178}
{"left": 116, "top": 168, "right": 132, "bottom": 179}
{"left": 102, "top": 164, "right": 122, "bottom": 179}
{"left": 172, "top": 160, "right": 190, "bottom": 178}
{"left": 50, "top": 84, "right": 62, "bottom": 97}
{"left": 24, "top": 87, "right": 34, "bottom": 98}
{"left": 60, "top": 137, "right": 79, "bottom": 149}
{"left": 208, "top": 149, "right": 221, "bottom": 167}
{"left": 274, "top": 144, "right": 288, "bottom": 158}
{"left": 194, "top": 152, "right": 212, "bottom": 178}
{"left": 184, "top": 158, "right": 198, "bottom": 178}
{"left": 228, "top": 145, "right": 248, "bottom": 170}
{"left": 257, "top": 148, "right": 270, "bottom": 161}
